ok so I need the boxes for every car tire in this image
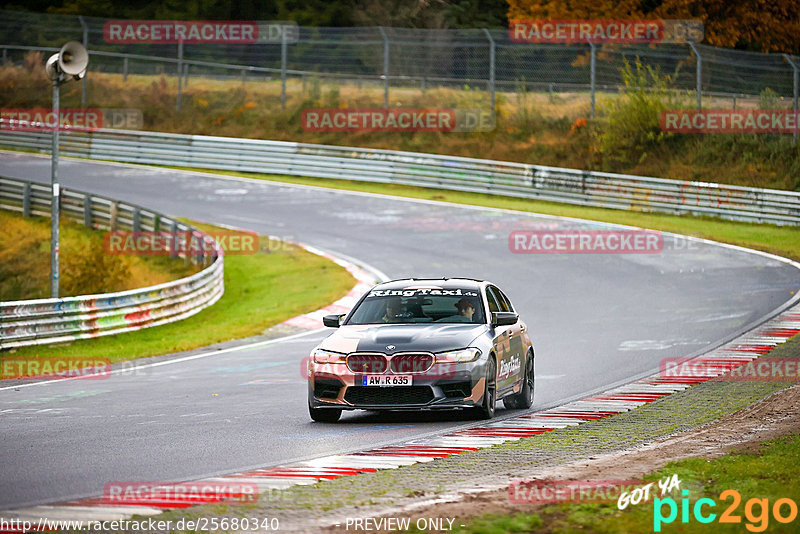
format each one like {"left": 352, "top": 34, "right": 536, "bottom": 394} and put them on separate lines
{"left": 503, "top": 350, "right": 534, "bottom": 410}
{"left": 472, "top": 357, "right": 496, "bottom": 419}
{"left": 309, "top": 404, "right": 342, "bottom": 423}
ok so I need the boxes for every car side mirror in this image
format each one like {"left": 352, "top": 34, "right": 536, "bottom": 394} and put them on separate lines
{"left": 322, "top": 314, "right": 344, "bottom": 327}
{"left": 492, "top": 311, "right": 518, "bottom": 326}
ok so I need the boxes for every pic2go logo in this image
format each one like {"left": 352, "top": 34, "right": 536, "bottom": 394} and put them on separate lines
{"left": 653, "top": 490, "right": 798, "bottom": 532}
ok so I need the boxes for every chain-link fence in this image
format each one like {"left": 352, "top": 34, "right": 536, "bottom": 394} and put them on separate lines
{"left": 1, "top": 9, "right": 798, "bottom": 119}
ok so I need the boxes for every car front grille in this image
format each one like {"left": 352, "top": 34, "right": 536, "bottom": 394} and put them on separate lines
{"left": 390, "top": 353, "right": 434, "bottom": 374}
{"left": 344, "top": 386, "right": 435, "bottom": 405}
{"left": 346, "top": 353, "right": 388, "bottom": 374}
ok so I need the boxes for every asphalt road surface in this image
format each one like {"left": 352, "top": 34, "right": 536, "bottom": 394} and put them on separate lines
{"left": 1, "top": 152, "right": 799, "bottom": 509}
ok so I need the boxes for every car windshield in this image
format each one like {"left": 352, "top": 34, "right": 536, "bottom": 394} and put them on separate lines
{"left": 346, "top": 288, "right": 485, "bottom": 325}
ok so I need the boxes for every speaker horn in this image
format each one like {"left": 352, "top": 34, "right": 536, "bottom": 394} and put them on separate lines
{"left": 57, "top": 41, "right": 88, "bottom": 78}
{"left": 45, "top": 53, "right": 60, "bottom": 81}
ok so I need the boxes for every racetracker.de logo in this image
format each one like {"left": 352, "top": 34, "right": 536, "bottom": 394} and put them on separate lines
{"left": 103, "top": 482, "right": 258, "bottom": 505}
{"left": 103, "top": 20, "right": 298, "bottom": 44}
{"left": 0, "top": 108, "right": 143, "bottom": 132}
{"left": 1, "top": 357, "right": 111, "bottom": 380}
{"left": 104, "top": 230, "right": 258, "bottom": 256}
{"left": 509, "top": 19, "right": 703, "bottom": 44}
{"left": 660, "top": 357, "right": 800, "bottom": 381}
{"left": 509, "top": 230, "right": 664, "bottom": 254}
{"left": 301, "top": 108, "right": 495, "bottom": 133}
{"left": 303, "top": 357, "right": 459, "bottom": 381}
{"left": 509, "top": 479, "right": 641, "bottom": 504}
{"left": 660, "top": 109, "right": 800, "bottom": 133}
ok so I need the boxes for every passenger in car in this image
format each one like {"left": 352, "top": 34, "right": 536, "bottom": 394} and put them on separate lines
{"left": 455, "top": 297, "right": 476, "bottom": 322}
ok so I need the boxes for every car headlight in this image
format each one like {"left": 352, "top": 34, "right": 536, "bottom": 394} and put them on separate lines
{"left": 312, "top": 348, "right": 347, "bottom": 364}
{"left": 435, "top": 348, "right": 482, "bottom": 363}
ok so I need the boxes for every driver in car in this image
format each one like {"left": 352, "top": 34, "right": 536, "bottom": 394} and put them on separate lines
{"left": 381, "top": 298, "right": 402, "bottom": 323}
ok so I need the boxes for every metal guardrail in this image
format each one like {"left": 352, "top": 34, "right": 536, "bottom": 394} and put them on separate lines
{"left": 1, "top": 128, "right": 799, "bottom": 225}
{"left": 0, "top": 176, "right": 225, "bottom": 350}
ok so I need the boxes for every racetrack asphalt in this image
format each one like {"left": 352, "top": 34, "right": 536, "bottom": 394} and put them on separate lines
{"left": 1, "top": 151, "right": 799, "bottom": 509}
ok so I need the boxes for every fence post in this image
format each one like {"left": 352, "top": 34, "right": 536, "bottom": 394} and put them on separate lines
{"left": 195, "top": 232, "right": 203, "bottom": 265}
{"left": 170, "top": 221, "right": 178, "bottom": 259}
{"left": 184, "top": 63, "right": 189, "bottom": 86}
{"left": 482, "top": 29, "right": 496, "bottom": 111}
{"left": 110, "top": 201, "right": 118, "bottom": 231}
{"left": 123, "top": 56, "right": 128, "bottom": 81}
{"left": 133, "top": 208, "right": 140, "bottom": 233}
{"left": 784, "top": 54, "right": 799, "bottom": 144}
{"left": 378, "top": 26, "right": 389, "bottom": 108}
{"left": 589, "top": 41, "right": 596, "bottom": 118}
{"left": 177, "top": 39, "right": 183, "bottom": 111}
{"left": 84, "top": 194, "right": 92, "bottom": 227}
{"left": 22, "top": 182, "right": 30, "bottom": 217}
{"left": 2, "top": 46, "right": 7, "bottom": 64}
{"left": 689, "top": 42, "right": 702, "bottom": 109}
{"left": 79, "top": 15, "right": 88, "bottom": 108}
{"left": 281, "top": 27, "right": 287, "bottom": 109}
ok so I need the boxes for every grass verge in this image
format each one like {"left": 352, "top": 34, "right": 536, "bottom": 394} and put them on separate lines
{"left": 453, "top": 434, "right": 800, "bottom": 534}
{"left": 176, "top": 168, "right": 800, "bottom": 262}
{"left": 3, "top": 225, "right": 355, "bottom": 362}
{"left": 0, "top": 209, "right": 197, "bottom": 300}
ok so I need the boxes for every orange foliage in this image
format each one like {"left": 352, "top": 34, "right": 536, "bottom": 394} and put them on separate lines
{"left": 507, "top": 0, "right": 800, "bottom": 53}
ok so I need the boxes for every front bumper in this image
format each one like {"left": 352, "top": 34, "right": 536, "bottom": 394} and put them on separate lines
{"left": 308, "top": 360, "right": 487, "bottom": 411}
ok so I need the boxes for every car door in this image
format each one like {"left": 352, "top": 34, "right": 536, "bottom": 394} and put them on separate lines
{"left": 495, "top": 287, "right": 527, "bottom": 389}
{"left": 487, "top": 286, "right": 522, "bottom": 392}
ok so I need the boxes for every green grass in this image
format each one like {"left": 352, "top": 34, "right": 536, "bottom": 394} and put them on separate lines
{"left": 176, "top": 168, "right": 800, "bottom": 262}
{"left": 452, "top": 434, "right": 800, "bottom": 533}
{"left": 3, "top": 231, "right": 355, "bottom": 363}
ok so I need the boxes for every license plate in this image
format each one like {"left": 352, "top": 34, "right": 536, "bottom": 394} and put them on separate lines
{"left": 362, "top": 375, "right": 412, "bottom": 387}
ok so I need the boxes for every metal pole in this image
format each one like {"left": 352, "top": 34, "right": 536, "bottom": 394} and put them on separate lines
{"left": 177, "top": 39, "right": 183, "bottom": 111}
{"left": 378, "top": 27, "right": 389, "bottom": 108}
{"left": 689, "top": 42, "right": 702, "bottom": 109}
{"left": 50, "top": 80, "right": 60, "bottom": 298}
{"left": 79, "top": 16, "right": 88, "bottom": 108}
{"left": 589, "top": 42, "right": 596, "bottom": 118}
{"left": 482, "top": 29, "right": 495, "bottom": 111}
{"left": 281, "top": 27, "right": 287, "bottom": 109}
{"left": 783, "top": 54, "right": 799, "bottom": 143}
{"left": 123, "top": 56, "right": 128, "bottom": 81}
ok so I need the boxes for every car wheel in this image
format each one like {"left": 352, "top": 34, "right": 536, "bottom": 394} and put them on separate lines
{"left": 309, "top": 403, "right": 342, "bottom": 423}
{"left": 473, "top": 357, "right": 496, "bottom": 419}
{"left": 503, "top": 350, "right": 534, "bottom": 410}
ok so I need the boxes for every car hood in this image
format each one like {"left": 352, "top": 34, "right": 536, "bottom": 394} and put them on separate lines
{"left": 320, "top": 323, "right": 489, "bottom": 354}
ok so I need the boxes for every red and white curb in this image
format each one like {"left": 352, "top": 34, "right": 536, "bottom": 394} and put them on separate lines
{"left": 2, "top": 305, "right": 797, "bottom": 531}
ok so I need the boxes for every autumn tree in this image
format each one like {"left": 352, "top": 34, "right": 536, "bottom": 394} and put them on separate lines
{"left": 507, "top": 0, "right": 800, "bottom": 53}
